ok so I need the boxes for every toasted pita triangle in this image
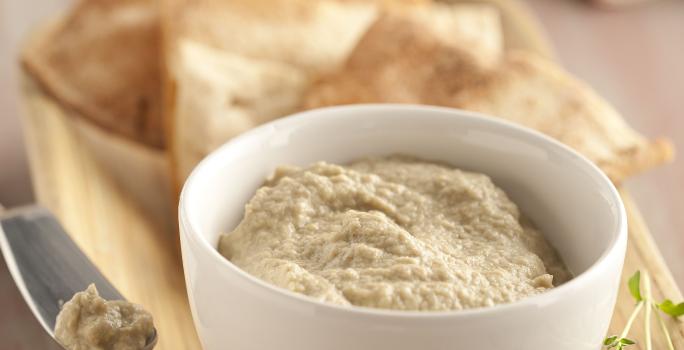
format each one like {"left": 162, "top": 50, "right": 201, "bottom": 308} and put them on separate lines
{"left": 172, "top": 40, "right": 308, "bottom": 179}
{"left": 166, "top": 0, "right": 378, "bottom": 74}
{"left": 22, "top": 0, "right": 163, "bottom": 148}
{"left": 166, "top": 0, "right": 503, "bottom": 182}
{"left": 302, "top": 15, "right": 673, "bottom": 182}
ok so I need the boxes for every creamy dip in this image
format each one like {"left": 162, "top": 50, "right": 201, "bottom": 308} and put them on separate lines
{"left": 55, "top": 284, "right": 154, "bottom": 350}
{"left": 219, "top": 156, "right": 571, "bottom": 311}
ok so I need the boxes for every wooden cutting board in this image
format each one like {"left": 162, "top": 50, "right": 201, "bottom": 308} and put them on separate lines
{"left": 18, "top": 0, "right": 682, "bottom": 349}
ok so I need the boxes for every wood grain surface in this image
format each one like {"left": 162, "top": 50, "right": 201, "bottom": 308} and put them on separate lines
{"left": 13, "top": 0, "right": 683, "bottom": 349}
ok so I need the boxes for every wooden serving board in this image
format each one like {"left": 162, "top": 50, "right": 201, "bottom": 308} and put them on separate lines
{"left": 18, "top": 1, "right": 682, "bottom": 349}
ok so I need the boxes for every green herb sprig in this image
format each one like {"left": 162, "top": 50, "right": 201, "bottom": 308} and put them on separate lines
{"left": 604, "top": 270, "right": 683, "bottom": 349}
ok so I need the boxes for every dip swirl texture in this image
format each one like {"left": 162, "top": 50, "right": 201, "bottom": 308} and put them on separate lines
{"left": 219, "top": 156, "right": 571, "bottom": 311}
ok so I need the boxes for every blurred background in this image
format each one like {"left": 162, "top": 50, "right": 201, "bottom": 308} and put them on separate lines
{"left": 1, "top": 0, "right": 682, "bottom": 348}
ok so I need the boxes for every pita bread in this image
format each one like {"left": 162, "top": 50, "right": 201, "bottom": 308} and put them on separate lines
{"left": 165, "top": 0, "right": 503, "bottom": 182}
{"left": 166, "top": 0, "right": 378, "bottom": 74}
{"left": 173, "top": 40, "right": 308, "bottom": 179}
{"left": 302, "top": 16, "right": 673, "bottom": 182}
{"left": 22, "top": 0, "right": 163, "bottom": 148}
{"left": 388, "top": 2, "right": 502, "bottom": 65}
{"left": 167, "top": 0, "right": 501, "bottom": 72}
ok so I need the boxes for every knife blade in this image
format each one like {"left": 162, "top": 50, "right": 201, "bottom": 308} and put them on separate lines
{"left": 0, "top": 206, "right": 124, "bottom": 336}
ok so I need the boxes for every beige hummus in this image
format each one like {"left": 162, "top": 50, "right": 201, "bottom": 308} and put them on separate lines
{"left": 219, "top": 156, "right": 571, "bottom": 311}
{"left": 55, "top": 284, "right": 154, "bottom": 350}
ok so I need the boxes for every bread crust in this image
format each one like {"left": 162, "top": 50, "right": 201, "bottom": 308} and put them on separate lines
{"left": 22, "top": 0, "right": 164, "bottom": 148}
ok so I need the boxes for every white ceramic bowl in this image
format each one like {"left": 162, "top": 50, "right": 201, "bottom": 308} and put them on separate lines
{"left": 179, "top": 105, "right": 627, "bottom": 350}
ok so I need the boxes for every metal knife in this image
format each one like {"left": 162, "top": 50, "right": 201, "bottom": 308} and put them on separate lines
{"left": 0, "top": 206, "right": 157, "bottom": 349}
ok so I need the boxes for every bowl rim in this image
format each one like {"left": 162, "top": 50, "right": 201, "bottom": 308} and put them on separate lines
{"left": 179, "top": 103, "right": 627, "bottom": 319}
